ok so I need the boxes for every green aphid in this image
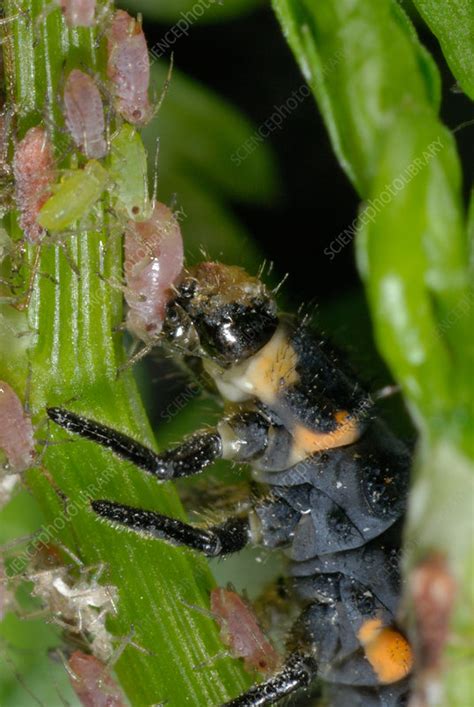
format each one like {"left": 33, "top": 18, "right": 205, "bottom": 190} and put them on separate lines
{"left": 108, "top": 125, "right": 151, "bottom": 221}
{"left": 37, "top": 160, "right": 108, "bottom": 232}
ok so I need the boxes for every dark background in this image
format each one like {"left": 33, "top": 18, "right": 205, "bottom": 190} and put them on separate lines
{"left": 145, "top": 5, "right": 473, "bottom": 307}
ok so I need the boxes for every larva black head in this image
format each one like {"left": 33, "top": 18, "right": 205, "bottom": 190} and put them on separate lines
{"left": 164, "top": 262, "right": 278, "bottom": 365}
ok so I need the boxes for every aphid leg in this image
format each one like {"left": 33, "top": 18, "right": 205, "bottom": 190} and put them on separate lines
{"left": 91, "top": 500, "right": 250, "bottom": 557}
{"left": 223, "top": 653, "right": 317, "bottom": 706}
{"left": 116, "top": 340, "right": 157, "bottom": 375}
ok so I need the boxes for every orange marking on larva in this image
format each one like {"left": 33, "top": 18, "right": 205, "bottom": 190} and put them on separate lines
{"left": 358, "top": 618, "right": 413, "bottom": 684}
{"left": 246, "top": 329, "right": 299, "bottom": 403}
{"left": 291, "top": 410, "right": 360, "bottom": 460}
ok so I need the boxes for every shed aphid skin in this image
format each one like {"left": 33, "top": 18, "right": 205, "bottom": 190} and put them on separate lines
{"left": 29, "top": 560, "right": 118, "bottom": 662}
{"left": 211, "top": 587, "right": 280, "bottom": 675}
{"left": 108, "top": 124, "right": 151, "bottom": 221}
{"left": 63, "top": 69, "right": 107, "bottom": 159}
{"left": 13, "top": 126, "right": 56, "bottom": 243}
{"left": 48, "top": 261, "right": 414, "bottom": 706}
{"left": 0, "top": 381, "right": 35, "bottom": 507}
{"left": 37, "top": 159, "right": 108, "bottom": 233}
{"left": 106, "top": 10, "right": 152, "bottom": 126}
{"left": 124, "top": 201, "right": 184, "bottom": 342}
{"left": 67, "top": 650, "right": 126, "bottom": 707}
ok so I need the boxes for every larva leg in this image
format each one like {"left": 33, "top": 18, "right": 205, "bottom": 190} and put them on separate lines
{"left": 47, "top": 407, "right": 274, "bottom": 480}
{"left": 91, "top": 500, "right": 249, "bottom": 557}
{"left": 223, "top": 653, "right": 317, "bottom": 706}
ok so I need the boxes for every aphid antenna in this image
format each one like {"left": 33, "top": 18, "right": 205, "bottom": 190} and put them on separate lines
{"left": 1, "top": 650, "right": 47, "bottom": 707}
{"left": 192, "top": 649, "right": 231, "bottom": 672}
{"left": 272, "top": 272, "right": 289, "bottom": 295}
{"left": 151, "top": 52, "right": 175, "bottom": 121}
{"left": 51, "top": 539, "right": 84, "bottom": 569}
{"left": 116, "top": 340, "right": 156, "bottom": 376}
{"left": 107, "top": 625, "right": 154, "bottom": 670}
{"left": 54, "top": 240, "right": 81, "bottom": 278}
{"left": 0, "top": 532, "right": 38, "bottom": 555}
{"left": 151, "top": 137, "right": 161, "bottom": 211}
{"left": 452, "top": 118, "right": 474, "bottom": 134}
{"left": 95, "top": 268, "right": 127, "bottom": 295}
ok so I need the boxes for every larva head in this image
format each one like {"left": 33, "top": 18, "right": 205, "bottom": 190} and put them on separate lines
{"left": 164, "top": 262, "right": 278, "bottom": 364}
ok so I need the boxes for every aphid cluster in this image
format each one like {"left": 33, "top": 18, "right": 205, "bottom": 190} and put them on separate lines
{"left": 48, "top": 259, "right": 414, "bottom": 706}
{"left": 1, "top": 2, "right": 156, "bottom": 258}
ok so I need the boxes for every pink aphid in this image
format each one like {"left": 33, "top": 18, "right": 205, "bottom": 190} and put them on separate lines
{"left": 0, "top": 381, "right": 35, "bottom": 473}
{"left": 13, "top": 127, "right": 55, "bottom": 243}
{"left": 68, "top": 651, "right": 125, "bottom": 707}
{"left": 106, "top": 10, "right": 152, "bottom": 126}
{"left": 64, "top": 69, "right": 106, "bottom": 159}
{"left": 211, "top": 587, "right": 280, "bottom": 675}
{"left": 124, "top": 202, "right": 184, "bottom": 341}
{"left": 60, "top": 0, "right": 95, "bottom": 27}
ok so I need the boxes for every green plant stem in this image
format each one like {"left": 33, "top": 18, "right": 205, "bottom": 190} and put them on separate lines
{"left": 0, "top": 1, "right": 250, "bottom": 704}
{"left": 272, "top": 0, "right": 474, "bottom": 704}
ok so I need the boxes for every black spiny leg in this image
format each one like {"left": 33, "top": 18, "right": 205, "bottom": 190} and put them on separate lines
{"left": 92, "top": 500, "right": 249, "bottom": 557}
{"left": 223, "top": 653, "right": 317, "bottom": 706}
{"left": 47, "top": 408, "right": 222, "bottom": 480}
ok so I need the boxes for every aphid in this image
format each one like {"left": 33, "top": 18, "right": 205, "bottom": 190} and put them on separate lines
{"left": 67, "top": 650, "right": 125, "bottom": 707}
{"left": 211, "top": 587, "right": 280, "bottom": 675}
{"left": 106, "top": 10, "right": 152, "bottom": 126}
{"left": 48, "top": 259, "right": 414, "bottom": 706}
{"left": 29, "top": 562, "right": 118, "bottom": 661}
{"left": 13, "top": 126, "right": 55, "bottom": 243}
{"left": 60, "top": 0, "right": 95, "bottom": 27}
{"left": 63, "top": 69, "right": 106, "bottom": 159}
{"left": 0, "top": 381, "right": 35, "bottom": 507}
{"left": 124, "top": 202, "right": 184, "bottom": 341}
{"left": 408, "top": 553, "right": 457, "bottom": 707}
{"left": 108, "top": 124, "right": 151, "bottom": 221}
{"left": 37, "top": 159, "right": 108, "bottom": 233}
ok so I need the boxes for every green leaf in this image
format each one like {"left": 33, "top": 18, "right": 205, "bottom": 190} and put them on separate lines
{"left": 272, "top": 2, "right": 473, "bottom": 704}
{"left": 272, "top": 0, "right": 441, "bottom": 194}
{"left": 1, "top": 1, "right": 251, "bottom": 704}
{"left": 119, "top": 0, "right": 264, "bottom": 25}
{"left": 145, "top": 63, "right": 279, "bottom": 205}
{"left": 411, "top": 0, "right": 474, "bottom": 98}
